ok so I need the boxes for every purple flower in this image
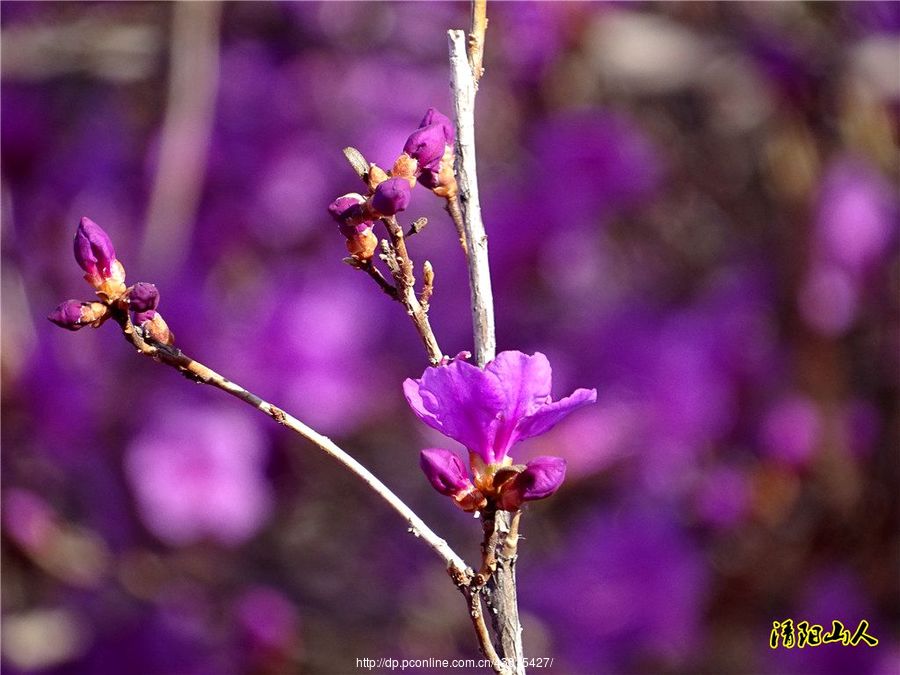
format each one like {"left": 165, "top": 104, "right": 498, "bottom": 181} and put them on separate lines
{"left": 497, "top": 456, "right": 567, "bottom": 511}
{"left": 404, "top": 351, "right": 596, "bottom": 465}
{"left": 129, "top": 282, "right": 160, "bottom": 313}
{"left": 371, "top": 177, "right": 411, "bottom": 216}
{"left": 406, "top": 351, "right": 595, "bottom": 510}
{"left": 125, "top": 406, "right": 273, "bottom": 547}
{"left": 48, "top": 299, "right": 88, "bottom": 331}
{"left": 73, "top": 217, "right": 124, "bottom": 288}
{"left": 403, "top": 107, "right": 454, "bottom": 171}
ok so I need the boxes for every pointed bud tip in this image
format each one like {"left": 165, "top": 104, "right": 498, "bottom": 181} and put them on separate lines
{"left": 48, "top": 300, "right": 86, "bottom": 331}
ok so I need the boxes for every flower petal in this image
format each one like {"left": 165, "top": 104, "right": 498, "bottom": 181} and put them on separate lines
{"left": 514, "top": 387, "right": 597, "bottom": 442}
{"left": 485, "top": 351, "right": 554, "bottom": 455}
{"left": 403, "top": 358, "right": 506, "bottom": 462}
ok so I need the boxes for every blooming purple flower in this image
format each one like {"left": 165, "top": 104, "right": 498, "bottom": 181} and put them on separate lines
{"left": 129, "top": 282, "right": 160, "bottom": 312}
{"left": 371, "top": 177, "right": 411, "bottom": 216}
{"left": 405, "top": 351, "right": 596, "bottom": 465}
{"left": 405, "top": 351, "right": 595, "bottom": 509}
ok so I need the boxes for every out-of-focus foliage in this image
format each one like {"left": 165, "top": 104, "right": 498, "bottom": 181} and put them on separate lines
{"left": 2, "top": 2, "right": 898, "bottom": 674}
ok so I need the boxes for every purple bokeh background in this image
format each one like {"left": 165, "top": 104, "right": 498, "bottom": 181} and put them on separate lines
{"left": 2, "top": 2, "right": 898, "bottom": 674}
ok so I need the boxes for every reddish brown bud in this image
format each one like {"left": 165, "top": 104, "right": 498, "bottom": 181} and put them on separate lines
{"left": 345, "top": 229, "right": 378, "bottom": 261}
{"left": 391, "top": 153, "right": 419, "bottom": 187}
{"left": 367, "top": 164, "right": 389, "bottom": 191}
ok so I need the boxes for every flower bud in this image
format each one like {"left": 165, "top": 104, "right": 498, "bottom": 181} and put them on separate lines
{"left": 329, "top": 194, "right": 375, "bottom": 239}
{"left": 371, "top": 177, "right": 411, "bottom": 216}
{"left": 391, "top": 153, "right": 419, "bottom": 187}
{"left": 421, "top": 449, "right": 469, "bottom": 496}
{"left": 420, "top": 449, "right": 486, "bottom": 513}
{"left": 418, "top": 144, "right": 457, "bottom": 198}
{"left": 129, "top": 282, "right": 159, "bottom": 313}
{"left": 419, "top": 107, "right": 455, "bottom": 145}
{"left": 367, "top": 164, "right": 389, "bottom": 191}
{"left": 497, "top": 456, "right": 566, "bottom": 511}
{"left": 328, "top": 194, "right": 365, "bottom": 223}
{"left": 403, "top": 108, "right": 454, "bottom": 173}
{"left": 135, "top": 310, "right": 174, "bottom": 345}
{"left": 74, "top": 217, "right": 126, "bottom": 293}
{"left": 345, "top": 229, "right": 378, "bottom": 261}
{"left": 48, "top": 299, "right": 108, "bottom": 331}
{"left": 403, "top": 124, "right": 447, "bottom": 172}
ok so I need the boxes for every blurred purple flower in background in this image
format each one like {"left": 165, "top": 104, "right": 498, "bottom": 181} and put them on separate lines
{"left": 524, "top": 507, "right": 707, "bottom": 674}
{"left": 124, "top": 406, "right": 273, "bottom": 547}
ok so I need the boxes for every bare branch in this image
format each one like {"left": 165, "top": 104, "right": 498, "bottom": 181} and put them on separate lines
{"left": 448, "top": 29, "right": 496, "bottom": 367}
{"left": 468, "top": 0, "right": 488, "bottom": 86}
{"left": 110, "top": 307, "right": 468, "bottom": 576}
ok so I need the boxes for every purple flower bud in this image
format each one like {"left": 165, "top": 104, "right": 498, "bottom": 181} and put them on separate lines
{"left": 328, "top": 194, "right": 364, "bottom": 223}
{"left": 133, "top": 309, "right": 157, "bottom": 325}
{"left": 328, "top": 194, "right": 373, "bottom": 238}
{"left": 403, "top": 124, "right": 447, "bottom": 172}
{"left": 371, "top": 177, "right": 411, "bottom": 216}
{"left": 73, "top": 217, "right": 117, "bottom": 279}
{"left": 420, "top": 449, "right": 470, "bottom": 496}
{"left": 48, "top": 299, "right": 87, "bottom": 331}
{"left": 130, "top": 282, "right": 159, "bottom": 313}
{"left": 419, "top": 107, "right": 455, "bottom": 146}
{"left": 498, "top": 456, "right": 567, "bottom": 511}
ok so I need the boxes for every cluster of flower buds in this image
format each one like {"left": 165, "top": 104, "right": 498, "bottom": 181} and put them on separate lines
{"left": 405, "top": 351, "right": 596, "bottom": 513}
{"left": 48, "top": 217, "right": 173, "bottom": 345}
{"left": 327, "top": 108, "right": 457, "bottom": 260}
{"left": 420, "top": 448, "right": 569, "bottom": 513}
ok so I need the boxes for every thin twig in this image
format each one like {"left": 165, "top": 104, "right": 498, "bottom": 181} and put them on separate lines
{"left": 381, "top": 216, "right": 443, "bottom": 364}
{"left": 476, "top": 509, "right": 500, "bottom": 587}
{"left": 406, "top": 217, "right": 428, "bottom": 238}
{"left": 466, "top": 588, "right": 512, "bottom": 675}
{"left": 445, "top": 197, "right": 469, "bottom": 253}
{"left": 500, "top": 510, "right": 522, "bottom": 560}
{"left": 468, "top": 0, "right": 488, "bottom": 86}
{"left": 448, "top": 29, "right": 496, "bottom": 367}
{"left": 338, "top": 146, "right": 444, "bottom": 364}
{"left": 345, "top": 258, "right": 399, "bottom": 300}
{"left": 450, "top": 12, "right": 526, "bottom": 674}
{"left": 110, "top": 307, "right": 468, "bottom": 576}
